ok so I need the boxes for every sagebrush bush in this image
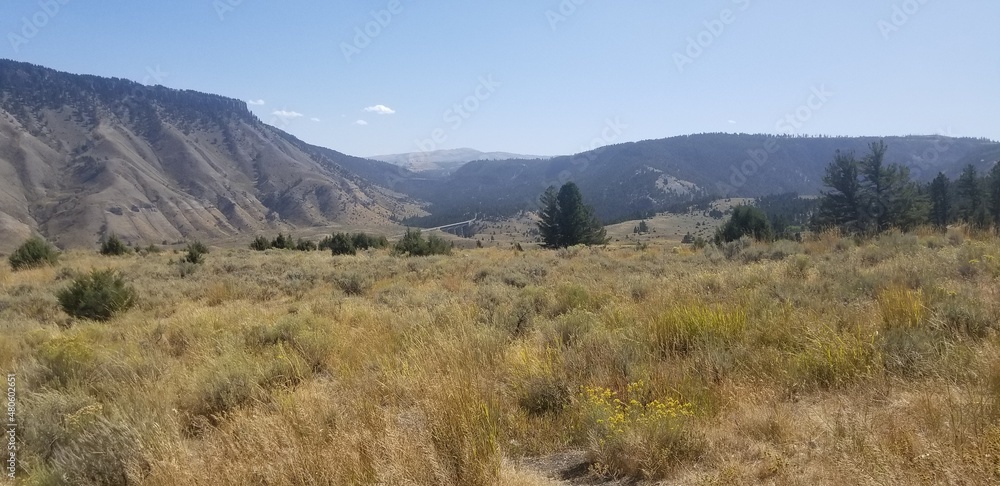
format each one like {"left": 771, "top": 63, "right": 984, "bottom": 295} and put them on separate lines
{"left": 56, "top": 270, "right": 137, "bottom": 321}
{"left": 577, "top": 381, "right": 702, "bottom": 479}
{"left": 9, "top": 236, "right": 59, "bottom": 270}
{"left": 517, "top": 375, "right": 569, "bottom": 416}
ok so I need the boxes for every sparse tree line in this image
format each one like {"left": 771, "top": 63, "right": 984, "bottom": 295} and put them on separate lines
{"left": 813, "top": 141, "right": 1000, "bottom": 235}
{"left": 249, "top": 230, "right": 452, "bottom": 257}
{"left": 713, "top": 142, "right": 1000, "bottom": 245}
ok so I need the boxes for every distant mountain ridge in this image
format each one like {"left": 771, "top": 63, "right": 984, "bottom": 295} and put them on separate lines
{"left": 370, "top": 148, "right": 550, "bottom": 174}
{"left": 402, "top": 133, "right": 1000, "bottom": 226}
{"left": 0, "top": 59, "right": 420, "bottom": 250}
{"left": 3, "top": 60, "right": 998, "bottom": 249}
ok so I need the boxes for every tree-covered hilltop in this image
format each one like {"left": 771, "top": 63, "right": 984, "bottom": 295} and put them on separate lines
{"left": 402, "top": 133, "right": 1000, "bottom": 227}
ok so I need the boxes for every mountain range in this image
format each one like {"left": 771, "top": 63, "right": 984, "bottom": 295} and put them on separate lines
{"left": 0, "top": 59, "right": 419, "bottom": 251}
{"left": 2, "top": 59, "right": 998, "bottom": 250}
{"left": 370, "top": 148, "right": 549, "bottom": 175}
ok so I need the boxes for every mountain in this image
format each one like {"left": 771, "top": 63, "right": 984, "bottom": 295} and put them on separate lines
{"left": 370, "top": 148, "right": 549, "bottom": 175}
{"left": 0, "top": 60, "right": 421, "bottom": 251}
{"left": 402, "top": 133, "right": 1000, "bottom": 226}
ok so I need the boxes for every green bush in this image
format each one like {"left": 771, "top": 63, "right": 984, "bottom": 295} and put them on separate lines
{"left": 9, "top": 236, "right": 59, "bottom": 270}
{"left": 99, "top": 233, "right": 131, "bottom": 256}
{"left": 249, "top": 236, "right": 271, "bottom": 251}
{"left": 714, "top": 205, "right": 773, "bottom": 244}
{"left": 184, "top": 241, "right": 208, "bottom": 264}
{"left": 56, "top": 270, "right": 137, "bottom": 321}
{"left": 328, "top": 233, "right": 356, "bottom": 256}
{"left": 271, "top": 233, "right": 292, "bottom": 250}
{"left": 393, "top": 229, "right": 451, "bottom": 257}
{"left": 295, "top": 238, "right": 317, "bottom": 251}
{"left": 352, "top": 232, "right": 389, "bottom": 250}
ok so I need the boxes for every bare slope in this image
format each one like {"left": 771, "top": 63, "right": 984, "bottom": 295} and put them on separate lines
{"left": 0, "top": 60, "right": 421, "bottom": 250}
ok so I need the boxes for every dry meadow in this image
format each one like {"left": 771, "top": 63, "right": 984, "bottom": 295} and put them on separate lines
{"left": 3, "top": 228, "right": 1000, "bottom": 485}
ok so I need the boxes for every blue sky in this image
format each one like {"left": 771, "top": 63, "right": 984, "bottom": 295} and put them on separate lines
{"left": 3, "top": 0, "right": 998, "bottom": 157}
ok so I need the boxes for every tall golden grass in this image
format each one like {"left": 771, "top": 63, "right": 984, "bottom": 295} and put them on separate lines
{"left": 2, "top": 228, "right": 1000, "bottom": 484}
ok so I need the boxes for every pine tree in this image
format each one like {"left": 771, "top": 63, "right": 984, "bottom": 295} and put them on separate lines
{"left": 989, "top": 162, "right": 1000, "bottom": 231}
{"left": 537, "top": 186, "right": 561, "bottom": 249}
{"left": 814, "top": 151, "right": 861, "bottom": 232}
{"left": 956, "top": 165, "right": 986, "bottom": 228}
{"left": 714, "top": 205, "right": 773, "bottom": 244}
{"left": 858, "top": 141, "right": 891, "bottom": 233}
{"left": 815, "top": 141, "right": 924, "bottom": 234}
{"left": 537, "top": 182, "right": 608, "bottom": 248}
{"left": 929, "top": 172, "right": 951, "bottom": 229}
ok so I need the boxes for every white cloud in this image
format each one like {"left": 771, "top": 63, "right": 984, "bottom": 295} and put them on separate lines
{"left": 310, "top": 117, "right": 321, "bottom": 122}
{"left": 272, "top": 110, "right": 304, "bottom": 120}
{"left": 354, "top": 120, "right": 369, "bottom": 126}
{"left": 247, "top": 99, "right": 266, "bottom": 106}
{"left": 728, "top": 120, "right": 737, "bottom": 124}
{"left": 364, "top": 104, "right": 396, "bottom": 115}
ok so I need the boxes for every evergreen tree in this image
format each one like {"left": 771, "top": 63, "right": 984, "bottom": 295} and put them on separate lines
{"left": 989, "top": 162, "right": 1000, "bottom": 231}
{"left": 815, "top": 141, "right": 925, "bottom": 234}
{"left": 537, "top": 182, "right": 607, "bottom": 248}
{"left": 858, "top": 141, "right": 893, "bottom": 232}
{"left": 537, "top": 187, "right": 561, "bottom": 249}
{"left": 956, "top": 164, "right": 990, "bottom": 228}
{"left": 250, "top": 236, "right": 271, "bottom": 251}
{"left": 329, "top": 233, "right": 356, "bottom": 256}
{"left": 99, "top": 233, "right": 131, "bottom": 256}
{"left": 814, "top": 151, "right": 861, "bottom": 232}
{"left": 714, "top": 205, "right": 773, "bottom": 244}
{"left": 929, "top": 172, "right": 951, "bottom": 229}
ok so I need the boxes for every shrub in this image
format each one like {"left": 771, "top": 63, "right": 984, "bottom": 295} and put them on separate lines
{"left": 137, "top": 244, "right": 161, "bottom": 257}
{"left": 577, "top": 381, "right": 701, "bottom": 479}
{"left": 329, "top": 233, "right": 356, "bottom": 256}
{"left": 177, "top": 261, "right": 198, "bottom": 278}
{"left": 249, "top": 236, "right": 271, "bottom": 251}
{"left": 393, "top": 228, "right": 451, "bottom": 256}
{"left": 714, "top": 205, "right": 773, "bottom": 244}
{"left": 184, "top": 241, "right": 208, "bottom": 264}
{"left": 335, "top": 272, "right": 371, "bottom": 296}
{"left": 56, "top": 270, "right": 137, "bottom": 321}
{"left": 271, "top": 233, "right": 292, "bottom": 250}
{"left": 295, "top": 238, "right": 317, "bottom": 251}
{"left": 99, "top": 234, "right": 131, "bottom": 256}
{"left": 9, "top": 236, "right": 59, "bottom": 270}
{"left": 517, "top": 376, "right": 569, "bottom": 416}
{"left": 352, "top": 232, "right": 389, "bottom": 250}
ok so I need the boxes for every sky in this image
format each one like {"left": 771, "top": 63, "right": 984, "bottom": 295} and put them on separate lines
{"left": 2, "top": 0, "right": 998, "bottom": 158}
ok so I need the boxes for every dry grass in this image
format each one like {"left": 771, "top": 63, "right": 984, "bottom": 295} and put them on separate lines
{"left": 3, "top": 230, "right": 1000, "bottom": 484}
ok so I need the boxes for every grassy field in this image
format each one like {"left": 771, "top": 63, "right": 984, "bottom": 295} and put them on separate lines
{"left": 3, "top": 227, "right": 1000, "bottom": 485}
